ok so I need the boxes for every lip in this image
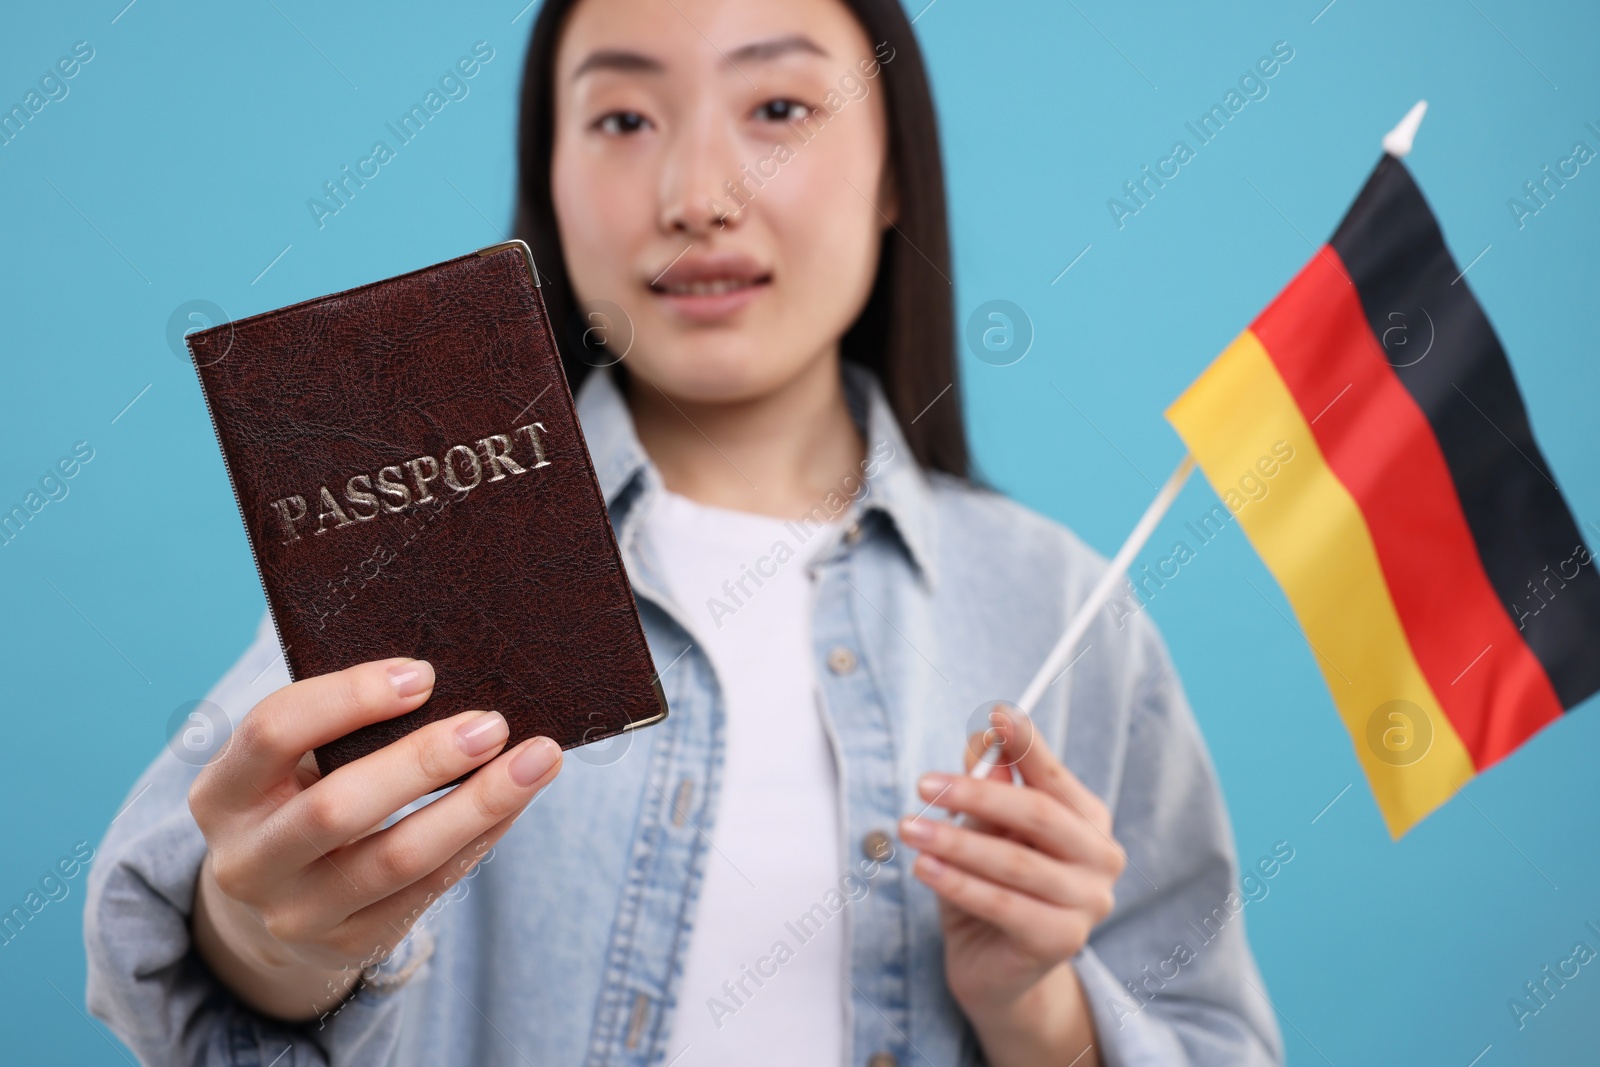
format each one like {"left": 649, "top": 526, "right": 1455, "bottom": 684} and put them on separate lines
{"left": 647, "top": 250, "right": 772, "bottom": 323}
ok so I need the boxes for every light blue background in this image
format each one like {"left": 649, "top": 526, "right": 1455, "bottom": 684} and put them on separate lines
{"left": 2, "top": 1, "right": 1595, "bottom": 1062}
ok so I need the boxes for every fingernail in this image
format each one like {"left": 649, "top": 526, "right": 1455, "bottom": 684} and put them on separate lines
{"left": 455, "top": 711, "right": 507, "bottom": 757}
{"left": 509, "top": 737, "right": 560, "bottom": 787}
{"left": 918, "top": 773, "right": 951, "bottom": 799}
{"left": 387, "top": 659, "right": 434, "bottom": 697}
{"left": 899, "top": 817, "right": 934, "bottom": 845}
{"left": 916, "top": 854, "right": 946, "bottom": 878}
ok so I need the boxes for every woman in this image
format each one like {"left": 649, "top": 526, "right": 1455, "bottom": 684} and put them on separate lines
{"left": 86, "top": 0, "right": 1283, "bottom": 1063}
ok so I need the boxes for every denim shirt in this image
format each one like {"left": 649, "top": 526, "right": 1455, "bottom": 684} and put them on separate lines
{"left": 85, "top": 361, "right": 1283, "bottom": 1066}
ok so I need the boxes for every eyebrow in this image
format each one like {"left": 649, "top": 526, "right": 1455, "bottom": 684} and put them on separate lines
{"left": 571, "top": 49, "right": 662, "bottom": 79}
{"left": 728, "top": 34, "right": 830, "bottom": 65}
{"left": 570, "top": 33, "right": 830, "bottom": 80}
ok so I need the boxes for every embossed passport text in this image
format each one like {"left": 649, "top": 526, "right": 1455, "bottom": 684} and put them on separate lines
{"left": 186, "top": 241, "right": 667, "bottom": 779}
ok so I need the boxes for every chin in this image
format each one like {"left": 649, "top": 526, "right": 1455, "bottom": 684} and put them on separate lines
{"left": 627, "top": 343, "right": 812, "bottom": 406}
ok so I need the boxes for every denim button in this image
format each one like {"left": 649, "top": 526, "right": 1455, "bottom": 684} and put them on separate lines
{"left": 827, "top": 646, "right": 857, "bottom": 675}
{"left": 861, "top": 829, "right": 893, "bottom": 862}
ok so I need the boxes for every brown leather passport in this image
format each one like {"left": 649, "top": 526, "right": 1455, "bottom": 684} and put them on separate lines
{"left": 186, "top": 241, "right": 666, "bottom": 780}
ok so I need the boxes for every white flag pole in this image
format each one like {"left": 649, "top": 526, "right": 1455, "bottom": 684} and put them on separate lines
{"left": 969, "top": 454, "right": 1196, "bottom": 780}
{"left": 1382, "top": 100, "right": 1428, "bottom": 158}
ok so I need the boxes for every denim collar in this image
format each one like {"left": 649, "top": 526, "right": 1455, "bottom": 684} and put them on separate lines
{"left": 572, "top": 360, "right": 938, "bottom": 589}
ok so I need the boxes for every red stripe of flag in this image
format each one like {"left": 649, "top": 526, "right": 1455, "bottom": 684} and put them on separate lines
{"left": 1250, "top": 247, "right": 1563, "bottom": 767}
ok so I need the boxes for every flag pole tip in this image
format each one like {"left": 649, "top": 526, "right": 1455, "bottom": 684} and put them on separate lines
{"left": 1383, "top": 100, "right": 1428, "bottom": 158}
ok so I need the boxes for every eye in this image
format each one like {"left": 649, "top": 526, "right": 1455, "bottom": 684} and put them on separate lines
{"left": 595, "top": 110, "right": 650, "bottom": 135}
{"left": 753, "top": 98, "right": 814, "bottom": 124}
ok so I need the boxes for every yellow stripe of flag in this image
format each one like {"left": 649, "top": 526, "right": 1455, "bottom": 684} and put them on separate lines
{"left": 1167, "top": 329, "right": 1475, "bottom": 836}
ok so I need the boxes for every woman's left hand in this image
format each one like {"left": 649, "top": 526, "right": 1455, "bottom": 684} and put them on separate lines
{"left": 897, "top": 707, "right": 1125, "bottom": 1065}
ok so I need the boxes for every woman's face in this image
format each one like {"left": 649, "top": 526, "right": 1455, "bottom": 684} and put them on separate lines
{"left": 551, "top": 0, "right": 895, "bottom": 404}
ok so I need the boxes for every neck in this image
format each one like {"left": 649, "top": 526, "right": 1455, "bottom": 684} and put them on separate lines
{"left": 626, "top": 354, "right": 866, "bottom": 521}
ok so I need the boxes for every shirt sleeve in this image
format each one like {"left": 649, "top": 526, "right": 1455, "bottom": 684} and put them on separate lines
{"left": 83, "top": 611, "right": 432, "bottom": 1066}
{"left": 1070, "top": 613, "right": 1286, "bottom": 1067}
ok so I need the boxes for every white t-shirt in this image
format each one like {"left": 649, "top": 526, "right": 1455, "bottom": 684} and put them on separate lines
{"left": 644, "top": 487, "right": 847, "bottom": 1067}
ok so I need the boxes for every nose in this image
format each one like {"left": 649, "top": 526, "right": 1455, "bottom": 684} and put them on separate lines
{"left": 657, "top": 103, "right": 744, "bottom": 238}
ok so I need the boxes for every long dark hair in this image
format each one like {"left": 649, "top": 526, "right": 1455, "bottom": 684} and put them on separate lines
{"left": 512, "top": 0, "right": 970, "bottom": 479}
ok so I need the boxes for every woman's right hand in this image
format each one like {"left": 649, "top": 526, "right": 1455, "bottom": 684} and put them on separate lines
{"left": 186, "top": 657, "right": 562, "bottom": 1023}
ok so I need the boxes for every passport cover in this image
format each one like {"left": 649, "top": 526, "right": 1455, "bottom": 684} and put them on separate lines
{"left": 186, "top": 240, "right": 667, "bottom": 780}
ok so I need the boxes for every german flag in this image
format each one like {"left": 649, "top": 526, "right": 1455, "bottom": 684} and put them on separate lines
{"left": 1167, "top": 155, "right": 1600, "bottom": 837}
